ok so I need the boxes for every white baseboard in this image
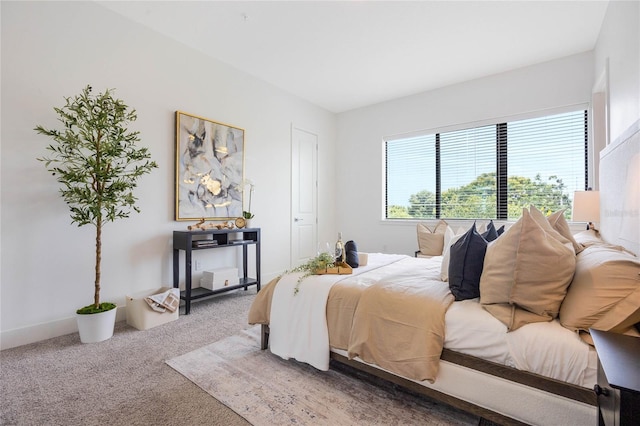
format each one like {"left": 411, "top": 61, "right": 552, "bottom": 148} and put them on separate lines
{"left": 0, "top": 305, "right": 127, "bottom": 350}
{"left": 1, "top": 278, "right": 275, "bottom": 350}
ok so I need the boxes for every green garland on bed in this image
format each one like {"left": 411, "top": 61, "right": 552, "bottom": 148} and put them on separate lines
{"left": 281, "top": 252, "right": 335, "bottom": 295}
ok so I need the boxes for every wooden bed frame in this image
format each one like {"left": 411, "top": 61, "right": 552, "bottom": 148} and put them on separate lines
{"left": 260, "top": 324, "right": 596, "bottom": 426}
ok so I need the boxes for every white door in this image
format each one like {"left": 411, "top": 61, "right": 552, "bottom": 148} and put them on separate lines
{"left": 291, "top": 126, "right": 318, "bottom": 267}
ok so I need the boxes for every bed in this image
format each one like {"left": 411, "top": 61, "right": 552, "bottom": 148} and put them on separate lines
{"left": 248, "top": 126, "right": 640, "bottom": 426}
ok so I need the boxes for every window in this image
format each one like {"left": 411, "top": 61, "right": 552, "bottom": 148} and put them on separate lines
{"left": 385, "top": 109, "right": 588, "bottom": 220}
{"left": 440, "top": 125, "right": 496, "bottom": 219}
{"left": 386, "top": 135, "right": 435, "bottom": 218}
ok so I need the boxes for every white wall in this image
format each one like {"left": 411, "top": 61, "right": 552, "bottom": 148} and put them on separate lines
{"left": 594, "top": 0, "right": 640, "bottom": 145}
{"left": 594, "top": 0, "right": 640, "bottom": 254}
{"left": 0, "top": 1, "right": 337, "bottom": 348}
{"left": 335, "top": 52, "right": 595, "bottom": 256}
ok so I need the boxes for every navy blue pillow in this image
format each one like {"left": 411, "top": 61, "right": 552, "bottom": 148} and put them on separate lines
{"left": 496, "top": 225, "right": 505, "bottom": 236}
{"left": 481, "top": 220, "right": 499, "bottom": 242}
{"left": 448, "top": 223, "right": 488, "bottom": 301}
{"left": 345, "top": 240, "right": 359, "bottom": 268}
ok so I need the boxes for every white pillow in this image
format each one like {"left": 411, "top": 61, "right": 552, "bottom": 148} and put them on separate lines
{"left": 440, "top": 232, "right": 465, "bottom": 282}
{"left": 443, "top": 225, "right": 455, "bottom": 254}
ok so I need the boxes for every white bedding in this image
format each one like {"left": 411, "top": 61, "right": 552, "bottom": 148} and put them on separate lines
{"left": 444, "top": 296, "right": 597, "bottom": 387}
{"left": 270, "top": 253, "right": 597, "bottom": 387}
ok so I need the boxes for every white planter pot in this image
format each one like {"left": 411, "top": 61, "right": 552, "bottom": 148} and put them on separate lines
{"left": 76, "top": 307, "right": 117, "bottom": 343}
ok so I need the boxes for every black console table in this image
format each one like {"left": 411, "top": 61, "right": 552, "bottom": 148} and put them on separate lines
{"left": 173, "top": 228, "right": 261, "bottom": 314}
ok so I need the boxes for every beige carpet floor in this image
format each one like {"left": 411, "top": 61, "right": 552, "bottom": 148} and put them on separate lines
{"left": 3, "top": 288, "right": 483, "bottom": 425}
{"left": 167, "top": 326, "right": 478, "bottom": 426}
{"left": 0, "top": 290, "right": 256, "bottom": 426}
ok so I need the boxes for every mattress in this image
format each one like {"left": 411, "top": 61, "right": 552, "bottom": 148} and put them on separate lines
{"left": 443, "top": 295, "right": 598, "bottom": 388}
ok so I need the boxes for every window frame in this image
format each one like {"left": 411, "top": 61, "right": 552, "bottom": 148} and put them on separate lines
{"left": 384, "top": 105, "right": 590, "bottom": 221}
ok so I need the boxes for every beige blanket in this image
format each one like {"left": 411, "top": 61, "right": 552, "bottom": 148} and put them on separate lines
{"left": 248, "top": 256, "right": 454, "bottom": 382}
{"left": 347, "top": 278, "right": 454, "bottom": 382}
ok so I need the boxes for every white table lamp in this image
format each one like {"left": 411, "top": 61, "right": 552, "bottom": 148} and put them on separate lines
{"left": 572, "top": 190, "right": 600, "bottom": 231}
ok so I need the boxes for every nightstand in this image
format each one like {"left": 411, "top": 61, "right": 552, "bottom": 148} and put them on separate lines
{"left": 590, "top": 329, "right": 640, "bottom": 426}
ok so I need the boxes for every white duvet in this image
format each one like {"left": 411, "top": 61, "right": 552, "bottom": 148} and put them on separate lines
{"left": 444, "top": 297, "right": 596, "bottom": 387}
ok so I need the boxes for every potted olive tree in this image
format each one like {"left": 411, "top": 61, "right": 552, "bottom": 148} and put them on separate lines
{"left": 35, "top": 85, "right": 158, "bottom": 343}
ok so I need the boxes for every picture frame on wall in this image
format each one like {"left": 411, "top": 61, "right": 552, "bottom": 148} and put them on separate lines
{"left": 175, "top": 111, "right": 245, "bottom": 221}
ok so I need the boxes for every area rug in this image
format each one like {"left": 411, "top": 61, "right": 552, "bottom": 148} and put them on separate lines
{"left": 166, "top": 326, "right": 477, "bottom": 425}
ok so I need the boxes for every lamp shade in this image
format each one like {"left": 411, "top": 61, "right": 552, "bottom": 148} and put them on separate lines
{"left": 572, "top": 190, "right": 600, "bottom": 222}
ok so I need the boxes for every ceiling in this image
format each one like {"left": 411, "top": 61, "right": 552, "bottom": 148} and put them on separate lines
{"left": 98, "top": 1, "right": 609, "bottom": 113}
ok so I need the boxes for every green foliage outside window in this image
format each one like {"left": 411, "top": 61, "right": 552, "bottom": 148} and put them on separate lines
{"left": 389, "top": 172, "right": 571, "bottom": 220}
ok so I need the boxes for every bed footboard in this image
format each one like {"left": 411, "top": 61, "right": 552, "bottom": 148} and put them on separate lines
{"left": 258, "top": 323, "right": 595, "bottom": 425}
{"left": 330, "top": 352, "right": 526, "bottom": 426}
{"left": 330, "top": 351, "right": 596, "bottom": 426}
{"left": 440, "top": 349, "right": 596, "bottom": 406}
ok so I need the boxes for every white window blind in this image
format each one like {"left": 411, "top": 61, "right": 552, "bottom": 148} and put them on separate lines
{"left": 386, "top": 135, "right": 436, "bottom": 218}
{"left": 440, "top": 125, "right": 496, "bottom": 219}
{"left": 506, "top": 111, "right": 587, "bottom": 219}
{"left": 385, "top": 109, "right": 587, "bottom": 220}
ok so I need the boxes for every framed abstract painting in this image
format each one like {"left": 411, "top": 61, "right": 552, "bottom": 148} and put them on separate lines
{"left": 175, "top": 111, "right": 245, "bottom": 221}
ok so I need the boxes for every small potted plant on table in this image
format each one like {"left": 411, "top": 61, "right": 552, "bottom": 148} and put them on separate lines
{"left": 242, "top": 180, "right": 255, "bottom": 227}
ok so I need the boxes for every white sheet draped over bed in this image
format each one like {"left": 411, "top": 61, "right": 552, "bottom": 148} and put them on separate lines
{"left": 269, "top": 271, "right": 341, "bottom": 370}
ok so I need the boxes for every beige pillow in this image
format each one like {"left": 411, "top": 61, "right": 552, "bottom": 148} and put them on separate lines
{"left": 548, "top": 209, "right": 584, "bottom": 254}
{"left": 528, "top": 205, "right": 573, "bottom": 250}
{"left": 559, "top": 245, "right": 640, "bottom": 334}
{"left": 480, "top": 207, "right": 576, "bottom": 330}
{"left": 417, "top": 220, "right": 450, "bottom": 256}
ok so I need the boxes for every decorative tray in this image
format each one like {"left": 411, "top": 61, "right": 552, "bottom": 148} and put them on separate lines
{"left": 316, "top": 262, "right": 353, "bottom": 275}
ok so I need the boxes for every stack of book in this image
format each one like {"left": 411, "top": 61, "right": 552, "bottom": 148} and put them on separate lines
{"left": 192, "top": 239, "right": 218, "bottom": 248}
{"left": 230, "top": 239, "right": 253, "bottom": 244}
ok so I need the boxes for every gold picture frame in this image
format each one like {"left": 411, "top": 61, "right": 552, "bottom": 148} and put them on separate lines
{"left": 175, "top": 111, "right": 245, "bottom": 221}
